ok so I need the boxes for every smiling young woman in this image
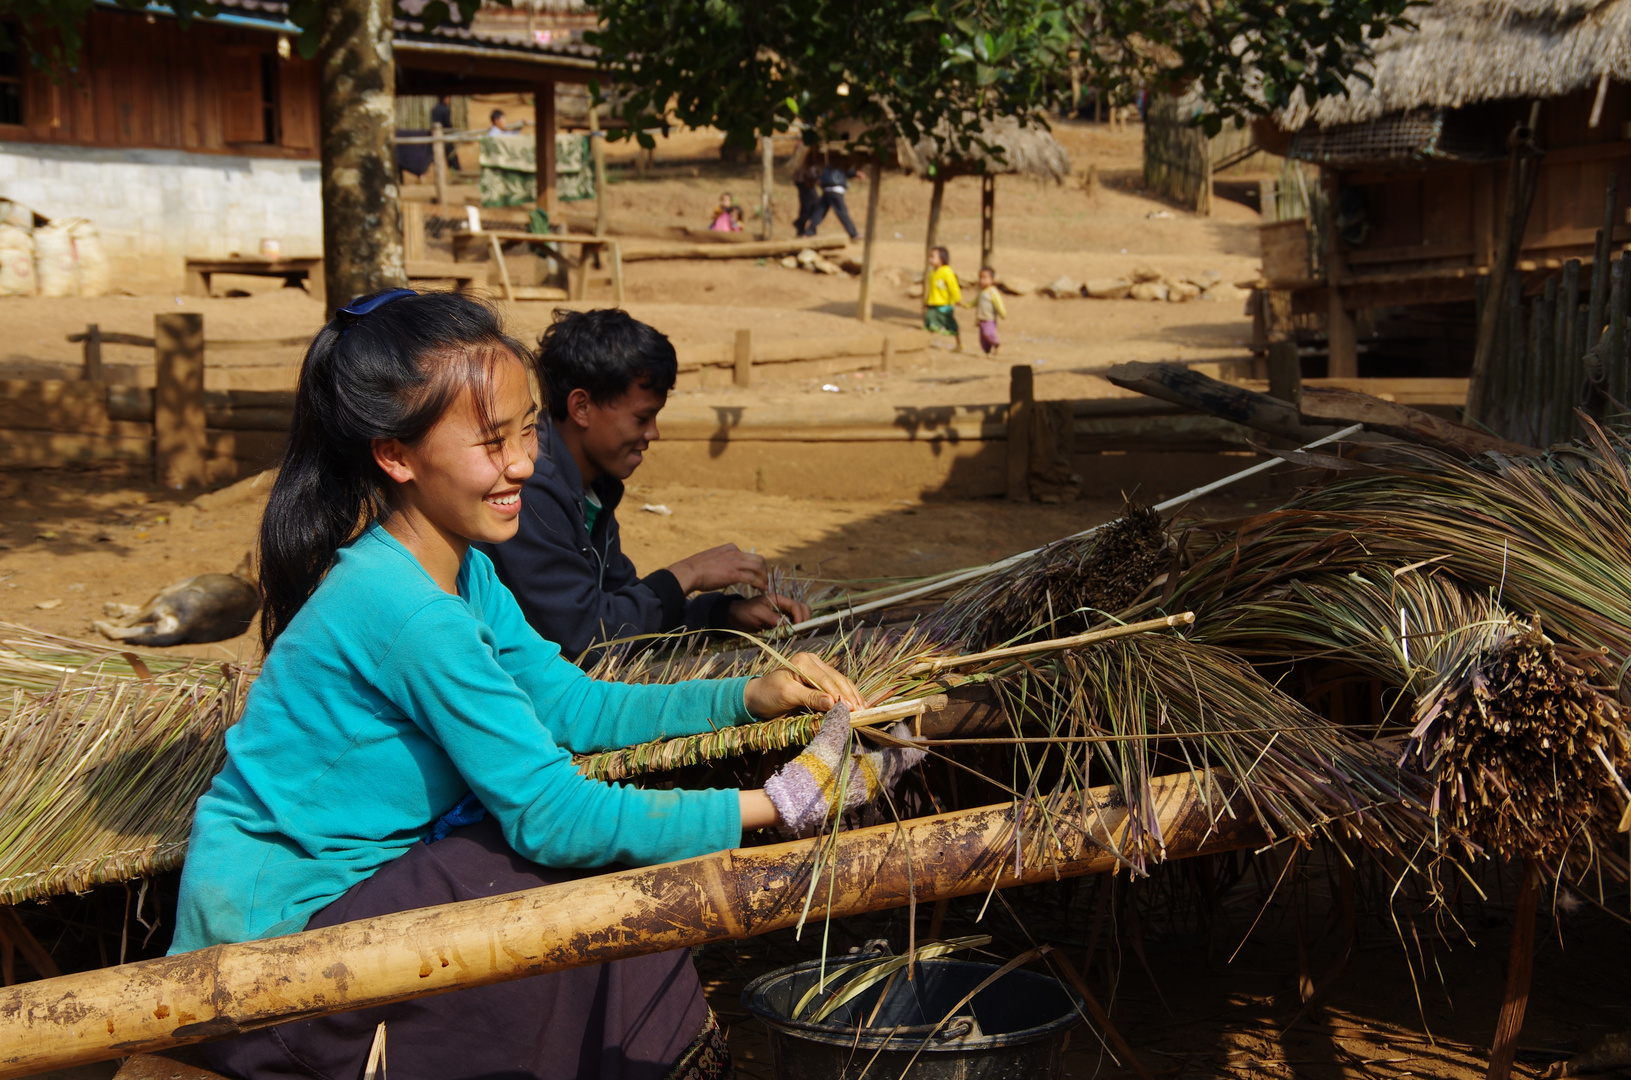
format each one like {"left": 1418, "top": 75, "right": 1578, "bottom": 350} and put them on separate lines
{"left": 171, "top": 290, "right": 922, "bottom": 1080}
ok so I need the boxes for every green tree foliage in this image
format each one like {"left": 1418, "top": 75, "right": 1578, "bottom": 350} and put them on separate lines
{"left": 587, "top": 0, "right": 1075, "bottom": 157}
{"left": 591, "top": 0, "right": 1421, "bottom": 146}
{"left": 1088, "top": 0, "right": 1424, "bottom": 134}
{"left": 0, "top": 0, "right": 499, "bottom": 66}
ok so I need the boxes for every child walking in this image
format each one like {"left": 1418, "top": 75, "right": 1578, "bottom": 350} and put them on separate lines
{"left": 924, "top": 245, "right": 962, "bottom": 351}
{"left": 972, "top": 266, "right": 1007, "bottom": 356}
{"left": 169, "top": 289, "right": 923, "bottom": 1080}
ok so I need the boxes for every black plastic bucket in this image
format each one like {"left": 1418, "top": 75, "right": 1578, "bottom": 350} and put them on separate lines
{"left": 741, "top": 956, "right": 1082, "bottom": 1080}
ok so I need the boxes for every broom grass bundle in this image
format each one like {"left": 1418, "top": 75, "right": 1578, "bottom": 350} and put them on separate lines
{"left": 1404, "top": 619, "right": 1628, "bottom": 878}
{"left": 932, "top": 504, "right": 1170, "bottom": 649}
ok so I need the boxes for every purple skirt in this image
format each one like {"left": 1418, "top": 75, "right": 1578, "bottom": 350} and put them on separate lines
{"left": 200, "top": 817, "right": 713, "bottom": 1080}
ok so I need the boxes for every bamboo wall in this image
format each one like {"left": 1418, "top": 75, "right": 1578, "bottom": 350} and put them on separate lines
{"left": 1143, "top": 95, "right": 1211, "bottom": 214}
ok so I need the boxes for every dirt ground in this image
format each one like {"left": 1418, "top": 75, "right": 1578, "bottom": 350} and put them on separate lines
{"left": 0, "top": 462, "right": 1271, "bottom": 660}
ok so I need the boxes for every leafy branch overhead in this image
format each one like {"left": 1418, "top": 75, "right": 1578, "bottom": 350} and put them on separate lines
{"left": 587, "top": 0, "right": 1075, "bottom": 159}
{"left": 0, "top": 0, "right": 502, "bottom": 65}
{"left": 1087, "top": 0, "right": 1424, "bottom": 135}
{"left": 590, "top": 0, "right": 1420, "bottom": 146}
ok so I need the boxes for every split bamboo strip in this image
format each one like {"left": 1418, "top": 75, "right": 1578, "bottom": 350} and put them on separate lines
{"left": 783, "top": 424, "right": 1364, "bottom": 634}
{"left": 0, "top": 770, "right": 1266, "bottom": 1080}
{"left": 904, "top": 613, "right": 1196, "bottom": 675}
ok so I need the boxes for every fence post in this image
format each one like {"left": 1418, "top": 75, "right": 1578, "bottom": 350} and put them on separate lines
{"left": 734, "top": 328, "right": 753, "bottom": 388}
{"left": 431, "top": 121, "right": 448, "bottom": 206}
{"left": 1006, "top": 363, "right": 1033, "bottom": 503}
{"left": 880, "top": 335, "right": 894, "bottom": 373}
{"left": 82, "top": 324, "right": 103, "bottom": 381}
{"left": 154, "top": 313, "right": 207, "bottom": 490}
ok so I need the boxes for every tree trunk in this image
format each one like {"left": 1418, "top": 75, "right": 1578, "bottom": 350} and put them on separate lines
{"left": 980, "top": 173, "right": 995, "bottom": 270}
{"left": 922, "top": 175, "right": 945, "bottom": 312}
{"left": 318, "top": 0, "right": 406, "bottom": 316}
{"left": 760, "top": 135, "right": 774, "bottom": 241}
{"left": 0, "top": 772, "right": 1265, "bottom": 1080}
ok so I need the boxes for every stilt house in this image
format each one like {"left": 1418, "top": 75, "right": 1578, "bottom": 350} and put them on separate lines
{"left": 1249, "top": 0, "right": 1631, "bottom": 377}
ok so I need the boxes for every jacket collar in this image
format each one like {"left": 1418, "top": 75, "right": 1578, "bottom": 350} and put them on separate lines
{"left": 536, "top": 418, "right": 624, "bottom": 521}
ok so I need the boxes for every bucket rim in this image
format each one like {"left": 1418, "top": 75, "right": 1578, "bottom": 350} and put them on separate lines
{"left": 740, "top": 955, "right": 1084, "bottom": 1052}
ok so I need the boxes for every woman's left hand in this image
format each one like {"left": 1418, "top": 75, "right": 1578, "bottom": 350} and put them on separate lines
{"left": 744, "top": 652, "right": 865, "bottom": 718}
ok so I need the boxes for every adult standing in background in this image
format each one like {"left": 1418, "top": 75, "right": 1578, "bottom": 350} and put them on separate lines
{"left": 802, "top": 163, "right": 860, "bottom": 240}
{"left": 430, "top": 94, "right": 461, "bottom": 171}
{"left": 792, "top": 159, "right": 822, "bottom": 237}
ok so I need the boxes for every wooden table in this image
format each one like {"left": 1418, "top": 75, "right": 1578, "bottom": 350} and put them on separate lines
{"left": 452, "top": 230, "right": 623, "bottom": 305}
{"left": 184, "top": 256, "right": 324, "bottom": 305}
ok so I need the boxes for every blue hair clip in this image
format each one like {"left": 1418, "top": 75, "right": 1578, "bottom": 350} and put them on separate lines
{"left": 339, "top": 288, "right": 418, "bottom": 320}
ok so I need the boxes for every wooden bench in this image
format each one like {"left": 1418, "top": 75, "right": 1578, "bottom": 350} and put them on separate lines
{"left": 452, "top": 230, "right": 623, "bottom": 304}
{"left": 185, "top": 256, "right": 324, "bottom": 305}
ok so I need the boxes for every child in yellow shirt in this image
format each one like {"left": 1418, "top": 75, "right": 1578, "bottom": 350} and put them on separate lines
{"left": 924, "top": 246, "right": 962, "bottom": 351}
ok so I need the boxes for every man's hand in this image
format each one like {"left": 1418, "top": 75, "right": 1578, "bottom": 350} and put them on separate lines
{"left": 727, "top": 593, "right": 811, "bottom": 632}
{"left": 668, "top": 544, "right": 767, "bottom": 594}
{"left": 744, "top": 652, "right": 864, "bottom": 718}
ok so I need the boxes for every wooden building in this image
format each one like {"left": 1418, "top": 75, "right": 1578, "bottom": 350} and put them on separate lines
{"left": 0, "top": 0, "right": 595, "bottom": 288}
{"left": 1249, "top": 0, "right": 1631, "bottom": 377}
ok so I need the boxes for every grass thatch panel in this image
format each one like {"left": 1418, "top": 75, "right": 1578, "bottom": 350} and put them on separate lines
{"left": 896, "top": 112, "right": 1071, "bottom": 181}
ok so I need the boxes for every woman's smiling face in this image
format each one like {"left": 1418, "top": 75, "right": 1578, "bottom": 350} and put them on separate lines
{"left": 380, "top": 350, "right": 538, "bottom": 549}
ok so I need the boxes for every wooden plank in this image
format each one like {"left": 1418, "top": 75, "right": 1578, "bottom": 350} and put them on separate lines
{"left": 153, "top": 313, "right": 207, "bottom": 490}
{"left": 0, "top": 380, "right": 111, "bottom": 435}
{"left": 0, "top": 430, "right": 153, "bottom": 465}
{"left": 536, "top": 80, "right": 557, "bottom": 219}
{"left": 1242, "top": 376, "right": 1469, "bottom": 407}
{"left": 1106, "top": 360, "right": 1350, "bottom": 444}
{"left": 1260, "top": 219, "right": 1310, "bottom": 281}
{"left": 620, "top": 236, "right": 847, "bottom": 262}
{"left": 1298, "top": 386, "right": 1539, "bottom": 457}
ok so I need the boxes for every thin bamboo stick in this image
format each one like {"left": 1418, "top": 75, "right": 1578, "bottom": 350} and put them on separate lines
{"left": 903, "top": 613, "right": 1196, "bottom": 675}
{"left": 0, "top": 771, "right": 1266, "bottom": 1080}
{"left": 782, "top": 426, "right": 1362, "bottom": 634}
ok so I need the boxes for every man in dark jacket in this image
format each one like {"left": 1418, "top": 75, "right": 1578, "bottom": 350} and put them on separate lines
{"left": 478, "top": 309, "right": 809, "bottom": 663}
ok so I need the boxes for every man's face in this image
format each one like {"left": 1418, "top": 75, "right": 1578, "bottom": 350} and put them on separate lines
{"left": 580, "top": 381, "right": 666, "bottom": 481}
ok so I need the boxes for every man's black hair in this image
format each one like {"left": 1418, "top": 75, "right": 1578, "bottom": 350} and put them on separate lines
{"left": 490, "top": 108, "right": 505, "bottom": 124}
{"left": 536, "top": 308, "right": 678, "bottom": 420}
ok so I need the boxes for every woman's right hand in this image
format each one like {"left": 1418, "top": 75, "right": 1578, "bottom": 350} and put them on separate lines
{"left": 759, "top": 703, "right": 927, "bottom": 834}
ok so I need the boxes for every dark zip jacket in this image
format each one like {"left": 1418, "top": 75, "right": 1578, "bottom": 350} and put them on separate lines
{"left": 476, "top": 420, "right": 734, "bottom": 665}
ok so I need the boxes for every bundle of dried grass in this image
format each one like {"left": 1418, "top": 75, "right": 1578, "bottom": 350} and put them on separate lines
{"left": 1404, "top": 621, "right": 1629, "bottom": 874}
{"left": 935, "top": 504, "right": 1170, "bottom": 648}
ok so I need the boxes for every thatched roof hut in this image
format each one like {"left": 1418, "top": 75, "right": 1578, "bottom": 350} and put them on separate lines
{"left": 1246, "top": 0, "right": 1631, "bottom": 383}
{"left": 897, "top": 113, "right": 1072, "bottom": 181}
{"left": 1271, "top": 0, "right": 1631, "bottom": 131}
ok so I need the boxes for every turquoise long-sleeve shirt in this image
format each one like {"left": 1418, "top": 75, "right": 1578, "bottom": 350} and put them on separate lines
{"left": 170, "top": 524, "right": 752, "bottom": 954}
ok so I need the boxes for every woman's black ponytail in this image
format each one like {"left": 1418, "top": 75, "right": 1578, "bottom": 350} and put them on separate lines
{"left": 258, "top": 291, "right": 527, "bottom": 650}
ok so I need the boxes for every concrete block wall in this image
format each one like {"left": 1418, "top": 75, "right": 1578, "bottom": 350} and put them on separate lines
{"left": 0, "top": 144, "right": 322, "bottom": 290}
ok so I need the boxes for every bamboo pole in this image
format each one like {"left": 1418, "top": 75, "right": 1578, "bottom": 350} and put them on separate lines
{"left": 0, "top": 772, "right": 1265, "bottom": 1080}
{"left": 904, "top": 613, "right": 1196, "bottom": 676}
{"left": 1588, "top": 174, "right": 1617, "bottom": 352}
{"left": 857, "top": 159, "right": 882, "bottom": 323}
{"left": 922, "top": 175, "right": 945, "bottom": 313}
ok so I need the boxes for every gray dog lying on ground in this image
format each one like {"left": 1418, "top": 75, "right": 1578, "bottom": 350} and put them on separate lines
{"left": 94, "top": 553, "right": 260, "bottom": 647}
